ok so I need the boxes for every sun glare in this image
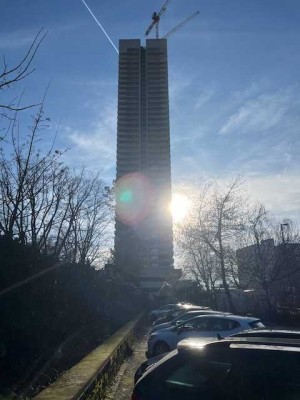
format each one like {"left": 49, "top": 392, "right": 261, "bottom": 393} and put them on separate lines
{"left": 170, "top": 193, "right": 190, "bottom": 223}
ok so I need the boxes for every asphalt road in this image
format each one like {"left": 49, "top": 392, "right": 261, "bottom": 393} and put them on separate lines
{"left": 105, "top": 325, "right": 150, "bottom": 400}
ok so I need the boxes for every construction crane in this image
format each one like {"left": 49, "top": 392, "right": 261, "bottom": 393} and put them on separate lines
{"left": 145, "top": 0, "right": 171, "bottom": 38}
{"left": 162, "top": 11, "right": 200, "bottom": 39}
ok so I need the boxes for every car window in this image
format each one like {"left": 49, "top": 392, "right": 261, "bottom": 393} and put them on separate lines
{"left": 177, "top": 313, "right": 198, "bottom": 324}
{"left": 160, "top": 305, "right": 172, "bottom": 311}
{"left": 208, "top": 318, "right": 240, "bottom": 331}
{"left": 192, "top": 317, "right": 211, "bottom": 331}
{"left": 163, "top": 353, "right": 232, "bottom": 400}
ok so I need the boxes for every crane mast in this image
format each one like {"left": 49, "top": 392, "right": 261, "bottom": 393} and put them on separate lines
{"left": 145, "top": 2, "right": 199, "bottom": 40}
{"left": 145, "top": 0, "right": 171, "bottom": 38}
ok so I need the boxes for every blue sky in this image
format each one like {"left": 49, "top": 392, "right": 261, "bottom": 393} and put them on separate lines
{"left": 1, "top": 0, "right": 300, "bottom": 221}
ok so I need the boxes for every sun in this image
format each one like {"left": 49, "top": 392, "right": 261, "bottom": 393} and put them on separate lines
{"left": 170, "top": 193, "right": 190, "bottom": 223}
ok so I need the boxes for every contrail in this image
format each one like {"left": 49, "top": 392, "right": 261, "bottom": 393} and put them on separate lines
{"left": 81, "top": 0, "right": 119, "bottom": 54}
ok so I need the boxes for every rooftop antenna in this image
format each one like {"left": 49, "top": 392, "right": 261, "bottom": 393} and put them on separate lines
{"left": 145, "top": 0, "right": 171, "bottom": 38}
{"left": 162, "top": 11, "right": 200, "bottom": 39}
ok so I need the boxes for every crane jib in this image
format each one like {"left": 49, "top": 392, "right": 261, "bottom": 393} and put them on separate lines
{"left": 144, "top": 0, "right": 199, "bottom": 39}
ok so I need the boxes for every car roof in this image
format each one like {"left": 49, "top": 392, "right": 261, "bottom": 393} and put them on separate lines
{"left": 162, "top": 305, "right": 206, "bottom": 315}
{"left": 232, "top": 329, "right": 300, "bottom": 339}
{"left": 178, "top": 304, "right": 207, "bottom": 309}
{"left": 159, "top": 304, "right": 176, "bottom": 308}
{"left": 222, "top": 314, "right": 261, "bottom": 322}
{"left": 177, "top": 335, "right": 300, "bottom": 352}
{"left": 179, "top": 310, "right": 229, "bottom": 316}
{"left": 170, "top": 305, "right": 210, "bottom": 313}
{"left": 182, "top": 313, "right": 260, "bottom": 323}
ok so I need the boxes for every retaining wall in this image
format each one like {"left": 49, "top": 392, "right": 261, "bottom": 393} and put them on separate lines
{"left": 34, "top": 314, "right": 143, "bottom": 400}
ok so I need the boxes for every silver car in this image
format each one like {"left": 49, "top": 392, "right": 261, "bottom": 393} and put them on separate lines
{"left": 151, "top": 309, "right": 230, "bottom": 334}
{"left": 147, "top": 314, "right": 264, "bottom": 357}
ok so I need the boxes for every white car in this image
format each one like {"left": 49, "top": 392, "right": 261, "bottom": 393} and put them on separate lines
{"left": 151, "top": 310, "right": 230, "bottom": 334}
{"left": 147, "top": 314, "right": 265, "bottom": 357}
{"left": 148, "top": 304, "right": 177, "bottom": 321}
{"left": 149, "top": 303, "right": 194, "bottom": 322}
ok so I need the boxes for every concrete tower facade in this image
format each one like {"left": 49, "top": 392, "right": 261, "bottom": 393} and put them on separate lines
{"left": 115, "top": 39, "right": 173, "bottom": 291}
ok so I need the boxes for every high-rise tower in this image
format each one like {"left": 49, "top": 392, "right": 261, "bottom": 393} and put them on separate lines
{"left": 115, "top": 39, "right": 173, "bottom": 291}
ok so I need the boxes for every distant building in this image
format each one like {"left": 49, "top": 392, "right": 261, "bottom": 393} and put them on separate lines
{"left": 237, "top": 239, "right": 300, "bottom": 310}
{"left": 114, "top": 39, "right": 174, "bottom": 291}
{"left": 237, "top": 239, "right": 275, "bottom": 289}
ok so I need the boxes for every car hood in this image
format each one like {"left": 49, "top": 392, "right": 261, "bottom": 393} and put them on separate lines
{"left": 149, "top": 326, "right": 174, "bottom": 339}
{"left": 151, "top": 322, "right": 173, "bottom": 333}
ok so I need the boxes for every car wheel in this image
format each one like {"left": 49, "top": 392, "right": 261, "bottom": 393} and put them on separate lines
{"left": 153, "top": 341, "right": 170, "bottom": 356}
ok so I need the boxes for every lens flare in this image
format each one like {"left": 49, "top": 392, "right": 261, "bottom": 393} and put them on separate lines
{"left": 116, "top": 173, "right": 154, "bottom": 225}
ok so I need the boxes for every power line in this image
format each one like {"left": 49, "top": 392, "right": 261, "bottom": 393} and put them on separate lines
{"left": 81, "top": 0, "right": 119, "bottom": 54}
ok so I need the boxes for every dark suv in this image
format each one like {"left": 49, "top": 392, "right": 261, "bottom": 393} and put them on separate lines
{"left": 132, "top": 335, "right": 300, "bottom": 400}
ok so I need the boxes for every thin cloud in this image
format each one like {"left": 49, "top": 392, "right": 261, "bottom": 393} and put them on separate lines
{"left": 219, "top": 87, "right": 297, "bottom": 136}
{"left": 0, "top": 23, "right": 81, "bottom": 50}
{"left": 63, "top": 100, "right": 116, "bottom": 178}
{"left": 0, "top": 32, "right": 34, "bottom": 49}
{"left": 194, "top": 88, "right": 215, "bottom": 109}
{"left": 247, "top": 173, "right": 300, "bottom": 221}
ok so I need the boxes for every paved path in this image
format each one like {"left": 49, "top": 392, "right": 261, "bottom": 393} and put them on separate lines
{"left": 105, "top": 325, "right": 150, "bottom": 400}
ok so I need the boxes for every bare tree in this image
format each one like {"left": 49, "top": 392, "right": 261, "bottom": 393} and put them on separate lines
{"left": 57, "top": 171, "right": 112, "bottom": 265}
{"left": 179, "top": 178, "right": 248, "bottom": 312}
{"left": 178, "top": 228, "right": 220, "bottom": 308}
{"left": 0, "top": 99, "right": 112, "bottom": 267}
{"left": 0, "top": 29, "right": 46, "bottom": 122}
{"left": 237, "top": 204, "right": 300, "bottom": 312}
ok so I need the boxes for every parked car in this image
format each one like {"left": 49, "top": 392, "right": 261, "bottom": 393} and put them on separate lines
{"left": 148, "top": 303, "right": 197, "bottom": 322}
{"left": 133, "top": 334, "right": 300, "bottom": 400}
{"left": 153, "top": 306, "right": 210, "bottom": 326}
{"left": 148, "top": 304, "right": 177, "bottom": 322}
{"left": 134, "top": 353, "right": 167, "bottom": 384}
{"left": 151, "top": 309, "right": 229, "bottom": 333}
{"left": 147, "top": 314, "right": 264, "bottom": 357}
{"left": 135, "top": 330, "right": 300, "bottom": 386}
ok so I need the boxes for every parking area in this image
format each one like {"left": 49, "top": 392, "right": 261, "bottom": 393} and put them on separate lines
{"left": 104, "top": 325, "right": 150, "bottom": 400}
{"left": 104, "top": 302, "right": 300, "bottom": 400}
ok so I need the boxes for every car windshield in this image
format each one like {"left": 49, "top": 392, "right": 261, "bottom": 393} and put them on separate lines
{"left": 249, "top": 320, "right": 265, "bottom": 329}
{"left": 2, "top": 2, "right": 300, "bottom": 398}
{"left": 160, "top": 306, "right": 172, "bottom": 311}
{"left": 173, "top": 313, "right": 200, "bottom": 325}
{"left": 249, "top": 320, "right": 265, "bottom": 328}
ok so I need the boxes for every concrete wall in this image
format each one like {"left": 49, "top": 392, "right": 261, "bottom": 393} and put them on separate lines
{"left": 34, "top": 314, "right": 143, "bottom": 400}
